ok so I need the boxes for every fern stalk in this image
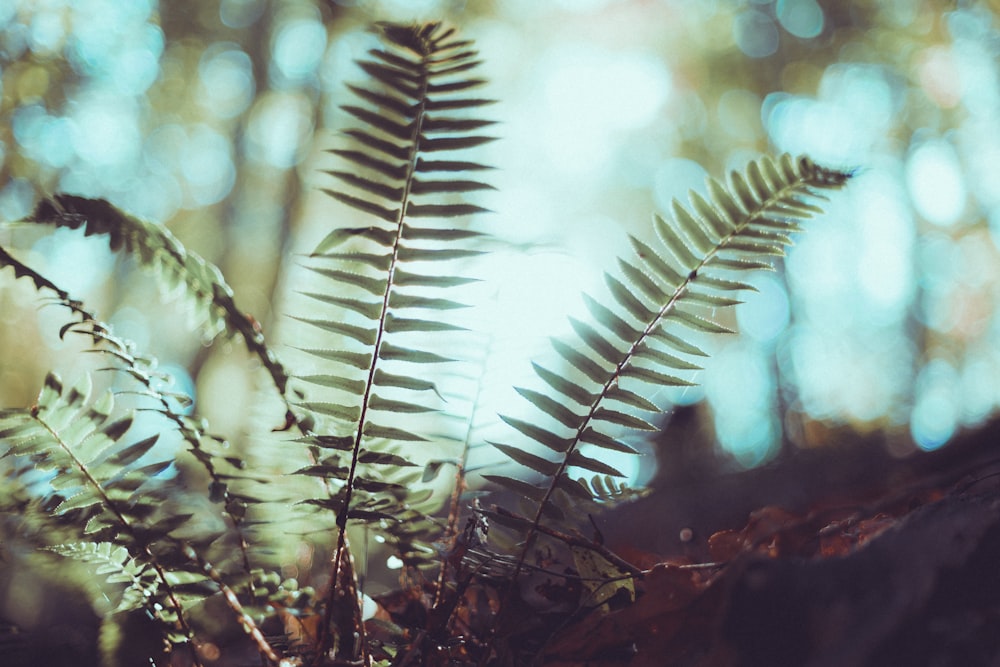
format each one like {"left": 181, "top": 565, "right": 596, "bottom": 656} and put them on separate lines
{"left": 184, "top": 546, "right": 280, "bottom": 664}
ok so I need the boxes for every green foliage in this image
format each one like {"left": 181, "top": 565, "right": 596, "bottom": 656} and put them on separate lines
{"left": 25, "top": 193, "right": 298, "bottom": 425}
{"left": 0, "top": 20, "right": 850, "bottom": 667}
{"left": 0, "top": 373, "right": 205, "bottom": 650}
{"left": 2, "top": 373, "right": 165, "bottom": 539}
{"left": 47, "top": 542, "right": 155, "bottom": 613}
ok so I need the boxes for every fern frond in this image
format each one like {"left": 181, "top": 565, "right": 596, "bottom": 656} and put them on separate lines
{"left": 182, "top": 546, "right": 281, "bottom": 664}
{"left": 15, "top": 201, "right": 309, "bottom": 573}
{"left": 291, "top": 21, "right": 496, "bottom": 660}
{"left": 24, "top": 194, "right": 297, "bottom": 420}
{"left": 48, "top": 542, "right": 155, "bottom": 612}
{"left": 295, "top": 20, "right": 496, "bottom": 536}
{"left": 76, "top": 322, "right": 260, "bottom": 580}
{"left": 0, "top": 245, "right": 78, "bottom": 303}
{"left": 577, "top": 474, "right": 648, "bottom": 504}
{"left": 494, "top": 154, "right": 850, "bottom": 564}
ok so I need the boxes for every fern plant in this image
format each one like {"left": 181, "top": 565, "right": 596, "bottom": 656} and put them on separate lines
{"left": 0, "top": 373, "right": 202, "bottom": 648}
{"left": 0, "top": 20, "right": 850, "bottom": 667}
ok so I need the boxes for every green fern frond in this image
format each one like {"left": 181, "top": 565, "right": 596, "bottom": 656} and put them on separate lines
{"left": 0, "top": 245, "right": 79, "bottom": 304}
{"left": 0, "top": 244, "right": 258, "bottom": 584}
{"left": 577, "top": 474, "right": 648, "bottom": 504}
{"left": 294, "top": 21, "right": 494, "bottom": 532}
{"left": 495, "top": 154, "right": 850, "bottom": 557}
{"left": 15, "top": 199, "right": 309, "bottom": 554}
{"left": 73, "top": 322, "right": 260, "bottom": 579}
{"left": 25, "top": 194, "right": 295, "bottom": 409}
{"left": 291, "top": 21, "right": 496, "bottom": 660}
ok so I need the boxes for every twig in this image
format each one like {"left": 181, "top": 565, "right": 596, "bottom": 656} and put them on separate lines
{"left": 184, "top": 546, "right": 281, "bottom": 665}
{"left": 488, "top": 506, "right": 644, "bottom": 578}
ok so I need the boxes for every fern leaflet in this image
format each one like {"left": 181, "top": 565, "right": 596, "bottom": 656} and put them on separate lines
{"left": 25, "top": 194, "right": 298, "bottom": 425}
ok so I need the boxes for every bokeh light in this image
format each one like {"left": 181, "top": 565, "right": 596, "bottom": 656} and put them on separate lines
{"left": 220, "top": 0, "right": 266, "bottom": 29}
{"left": 776, "top": 0, "right": 824, "bottom": 39}
{"left": 535, "top": 44, "right": 671, "bottom": 177}
{"left": 736, "top": 274, "right": 790, "bottom": 346}
{"left": 734, "top": 10, "right": 779, "bottom": 59}
{"left": 911, "top": 358, "right": 959, "bottom": 450}
{"left": 705, "top": 340, "right": 779, "bottom": 467}
{"left": 906, "top": 137, "right": 968, "bottom": 227}
{"left": 0, "top": 0, "right": 998, "bottom": 480}
{"left": 271, "top": 16, "right": 327, "bottom": 86}
{"left": 198, "top": 44, "right": 255, "bottom": 119}
{"left": 246, "top": 91, "right": 315, "bottom": 168}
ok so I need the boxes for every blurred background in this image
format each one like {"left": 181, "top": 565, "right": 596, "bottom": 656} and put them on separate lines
{"left": 1, "top": 0, "right": 999, "bottom": 492}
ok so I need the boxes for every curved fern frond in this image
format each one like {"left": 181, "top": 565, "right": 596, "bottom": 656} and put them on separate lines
{"left": 0, "top": 244, "right": 79, "bottom": 304}
{"left": 495, "top": 154, "right": 850, "bottom": 564}
{"left": 292, "top": 21, "right": 496, "bottom": 661}
{"left": 73, "top": 322, "right": 260, "bottom": 581}
{"left": 24, "top": 194, "right": 297, "bottom": 420}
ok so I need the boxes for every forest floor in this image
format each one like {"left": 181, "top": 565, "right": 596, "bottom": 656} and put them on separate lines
{"left": 566, "top": 415, "right": 1000, "bottom": 666}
